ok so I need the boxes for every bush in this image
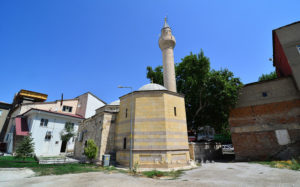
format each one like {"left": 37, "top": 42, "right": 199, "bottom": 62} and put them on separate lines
{"left": 84, "top": 139, "right": 98, "bottom": 162}
{"left": 15, "top": 134, "right": 35, "bottom": 160}
{"left": 143, "top": 170, "right": 164, "bottom": 178}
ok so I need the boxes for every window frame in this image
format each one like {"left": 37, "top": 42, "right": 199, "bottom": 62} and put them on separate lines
{"left": 40, "top": 118, "right": 48, "bottom": 127}
{"left": 62, "top": 105, "right": 73, "bottom": 112}
{"left": 45, "top": 131, "right": 52, "bottom": 141}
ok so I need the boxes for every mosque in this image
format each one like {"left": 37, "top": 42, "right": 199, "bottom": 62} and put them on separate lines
{"left": 74, "top": 19, "right": 191, "bottom": 169}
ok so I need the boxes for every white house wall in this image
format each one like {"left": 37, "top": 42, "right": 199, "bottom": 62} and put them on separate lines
{"left": 85, "top": 93, "right": 105, "bottom": 118}
{"left": 29, "top": 113, "right": 79, "bottom": 157}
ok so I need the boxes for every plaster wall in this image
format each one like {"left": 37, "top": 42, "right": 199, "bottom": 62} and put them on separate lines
{"left": 236, "top": 77, "right": 299, "bottom": 108}
{"left": 275, "top": 23, "right": 300, "bottom": 90}
{"left": 76, "top": 94, "right": 88, "bottom": 118}
{"left": 20, "top": 100, "right": 79, "bottom": 115}
{"left": 27, "top": 113, "right": 79, "bottom": 156}
{"left": 4, "top": 100, "right": 79, "bottom": 141}
{"left": 85, "top": 93, "right": 105, "bottom": 118}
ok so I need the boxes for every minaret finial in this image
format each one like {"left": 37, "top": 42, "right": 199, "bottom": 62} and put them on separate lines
{"left": 163, "top": 16, "right": 170, "bottom": 29}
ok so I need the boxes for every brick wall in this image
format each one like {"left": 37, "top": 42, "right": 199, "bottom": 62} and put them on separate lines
{"left": 229, "top": 78, "right": 300, "bottom": 161}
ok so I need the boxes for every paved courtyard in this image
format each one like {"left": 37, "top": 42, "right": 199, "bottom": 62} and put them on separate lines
{"left": 1, "top": 162, "right": 299, "bottom": 187}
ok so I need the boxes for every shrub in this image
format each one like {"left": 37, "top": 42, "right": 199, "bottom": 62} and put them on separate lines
{"left": 142, "top": 170, "right": 164, "bottom": 178}
{"left": 84, "top": 139, "right": 98, "bottom": 162}
{"left": 15, "top": 134, "right": 35, "bottom": 160}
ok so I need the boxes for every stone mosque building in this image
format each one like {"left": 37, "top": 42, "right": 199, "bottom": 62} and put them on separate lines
{"left": 74, "top": 19, "right": 191, "bottom": 168}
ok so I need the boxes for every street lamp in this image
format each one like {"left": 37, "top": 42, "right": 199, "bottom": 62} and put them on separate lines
{"left": 118, "top": 85, "right": 134, "bottom": 170}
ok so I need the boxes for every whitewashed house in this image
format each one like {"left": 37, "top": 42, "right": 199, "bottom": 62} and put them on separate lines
{"left": 6, "top": 108, "right": 83, "bottom": 156}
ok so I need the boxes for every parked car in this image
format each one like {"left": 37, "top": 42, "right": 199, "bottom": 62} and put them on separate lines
{"left": 222, "top": 144, "right": 234, "bottom": 154}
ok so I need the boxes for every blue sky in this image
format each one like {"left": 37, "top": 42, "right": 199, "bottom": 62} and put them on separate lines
{"left": 0, "top": 0, "right": 299, "bottom": 104}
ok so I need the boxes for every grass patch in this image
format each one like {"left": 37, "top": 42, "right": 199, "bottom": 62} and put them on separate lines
{"left": 256, "top": 158, "right": 300, "bottom": 171}
{"left": 0, "top": 156, "right": 36, "bottom": 162}
{"left": 142, "top": 170, "right": 183, "bottom": 179}
{"left": 0, "top": 156, "right": 122, "bottom": 176}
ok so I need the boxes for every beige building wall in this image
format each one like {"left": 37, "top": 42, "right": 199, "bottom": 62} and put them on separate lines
{"left": 20, "top": 99, "right": 79, "bottom": 115}
{"left": 115, "top": 91, "right": 190, "bottom": 168}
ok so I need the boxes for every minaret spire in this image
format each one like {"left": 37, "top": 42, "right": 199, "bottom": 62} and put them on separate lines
{"left": 163, "top": 16, "right": 170, "bottom": 28}
{"left": 159, "top": 18, "right": 177, "bottom": 92}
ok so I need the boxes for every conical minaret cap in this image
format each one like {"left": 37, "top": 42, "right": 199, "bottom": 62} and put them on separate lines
{"left": 162, "top": 17, "right": 170, "bottom": 29}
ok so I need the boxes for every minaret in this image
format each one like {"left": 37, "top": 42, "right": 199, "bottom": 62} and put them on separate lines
{"left": 159, "top": 17, "right": 177, "bottom": 92}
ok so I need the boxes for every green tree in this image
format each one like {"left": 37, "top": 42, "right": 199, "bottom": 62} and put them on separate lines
{"left": 146, "top": 50, "right": 243, "bottom": 133}
{"left": 84, "top": 139, "right": 98, "bottom": 162}
{"left": 258, "top": 71, "right": 277, "bottom": 81}
{"left": 60, "top": 122, "right": 75, "bottom": 143}
{"left": 146, "top": 66, "right": 164, "bottom": 85}
{"left": 15, "top": 133, "right": 35, "bottom": 159}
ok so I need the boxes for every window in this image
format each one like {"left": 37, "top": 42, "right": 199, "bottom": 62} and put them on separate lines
{"left": 84, "top": 140, "right": 87, "bottom": 147}
{"left": 40, "top": 118, "right": 48, "bottom": 127}
{"left": 63, "top": 105, "right": 73, "bottom": 112}
{"left": 0, "top": 110, "right": 2, "bottom": 116}
{"left": 174, "top": 107, "right": 177, "bottom": 116}
{"left": 45, "top": 131, "right": 52, "bottom": 140}
{"left": 262, "top": 92, "right": 268, "bottom": 97}
{"left": 125, "top": 108, "right": 128, "bottom": 118}
{"left": 123, "top": 137, "right": 127, "bottom": 149}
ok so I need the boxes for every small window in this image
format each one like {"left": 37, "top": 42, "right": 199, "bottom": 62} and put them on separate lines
{"left": 262, "top": 92, "right": 268, "bottom": 97}
{"left": 0, "top": 110, "right": 2, "bottom": 116}
{"left": 123, "top": 137, "right": 127, "bottom": 149}
{"left": 62, "top": 105, "right": 72, "bottom": 112}
{"left": 174, "top": 107, "right": 177, "bottom": 116}
{"left": 45, "top": 131, "right": 52, "bottom": 141}
{"left": 40, "top": 119, "right": 44, "bottom": 126}
{"left": 125, "top": 108, "right": 128, "bottom": 118}
{"left": 40, "top": 119, "right": 48, "bottom": 127}
{"left": 84, "top": 140, "right": 87, "bottom": 147}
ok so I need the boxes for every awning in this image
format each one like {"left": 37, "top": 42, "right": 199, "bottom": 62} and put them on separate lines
{"left": 15, "top": 117, "right": 29, "bottom": 136}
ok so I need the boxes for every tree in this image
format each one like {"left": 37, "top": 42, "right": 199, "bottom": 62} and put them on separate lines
{"left": 146, "top": 50, "right": 243, "bottom": 133}
{"left": 15, "top": 133, "right": 35, "bottom": 159}
{"left": 84, "top": 139, "right": 98, "bottom": 162}
{"left": 146, "top": 66, "right": 164, "bottom": 85}
{"left": 258, "top": 71, "right": 277, "bottom": 81}
{"left": 60, "top": 122, "right": 75, "bottom": 153}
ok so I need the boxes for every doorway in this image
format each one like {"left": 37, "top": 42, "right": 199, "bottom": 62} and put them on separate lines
{"left": 60, "top": 141, "right": 67, "bottom": 153}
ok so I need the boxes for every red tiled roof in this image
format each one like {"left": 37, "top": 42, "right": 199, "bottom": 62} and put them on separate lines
{"left": 15, "top": 117, "right": 29, "bottom": 136}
